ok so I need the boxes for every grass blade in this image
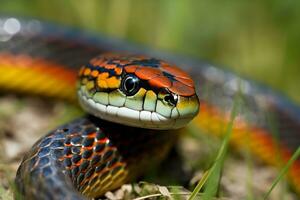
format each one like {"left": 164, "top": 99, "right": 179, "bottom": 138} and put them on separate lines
{"left": 187, "top": 170, "right": 210, "bottom": 200}
{"left": 263, "top": 146, "right": 300, "bottom": 200}
{"left": 188, "top": 93, "right": 241, "bottom": 200}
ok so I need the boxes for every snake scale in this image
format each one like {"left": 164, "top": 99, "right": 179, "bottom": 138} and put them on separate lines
{"left": 0, "top": 17, "right": 299, "bottom": 199}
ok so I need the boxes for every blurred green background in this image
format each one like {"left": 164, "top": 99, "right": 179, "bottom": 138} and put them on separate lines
{"left": 1, "top": 0, "right": 299, "bottom": 103}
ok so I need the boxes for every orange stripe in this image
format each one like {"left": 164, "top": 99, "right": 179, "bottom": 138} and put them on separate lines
{"left": 0, "top": 53, "right": 77, "bottom": 102}
{"left": 192, "top": 102, "right": 300, "bottom": 194}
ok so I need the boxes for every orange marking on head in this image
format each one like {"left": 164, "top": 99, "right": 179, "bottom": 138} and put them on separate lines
{"left": 135, "top": 67, "right": 162, "bottom": 80}
{"left": 124, "top": 65, "right": 138, "bottom": 73}
{"left": 149, "top": 76, "right": 171, "bottom": 88}
{"left": 98, "top": 72, "right": 109, "bottom": 79}
{"left": 106, "top": 77, "right": 121, "bottom": 88}
{"left": 104, "top": 64, "right": 116, "bottom": 70}
{"left": 161, "top": 64, "right": 191, "bottom": 79}
{"left": 114, "top": 67, "right": 122, "bottom": 75}
{"left": 97, "top": 79, "right": 108, "bottom": 88}
{"left": 91, "top": 70, "right": 99, "bottom": 77}
{"left": 84, "top": 68, "right": 92, "bottom": 76}
{"left": 175, "top": 76, "right": 195, "bottom": 87}
{"left": 169, "top": 81, "right": 195, "bottom": 96}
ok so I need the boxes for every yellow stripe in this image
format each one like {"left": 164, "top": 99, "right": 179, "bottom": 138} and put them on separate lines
{"left": 0, "top": 65, "right": 77, "bottom": 102}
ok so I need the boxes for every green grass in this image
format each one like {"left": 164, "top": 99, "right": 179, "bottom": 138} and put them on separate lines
{"left": 265, "top": 110, "right": 290, "bottom": 199}
{"left": 263, "top": 147, "right": 300, "bottom": 200}
{"left": 188, "top": 93, "right": 240, "bottom": 200}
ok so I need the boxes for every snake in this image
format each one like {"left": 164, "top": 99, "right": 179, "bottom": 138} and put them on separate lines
{"left": 0, "top": 17, "right": 299, "bottom": 199}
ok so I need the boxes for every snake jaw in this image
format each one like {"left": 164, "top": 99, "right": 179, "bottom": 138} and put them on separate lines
{"left": 78, "top": 86, "right": 199, "bottom": 130}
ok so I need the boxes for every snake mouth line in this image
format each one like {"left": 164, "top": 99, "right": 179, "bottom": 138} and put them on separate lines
{"left": 78, "top": 90, "right": 193, "bottom": 130}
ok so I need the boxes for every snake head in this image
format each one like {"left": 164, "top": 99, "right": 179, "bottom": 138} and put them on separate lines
{"left": 77, "top": 53, "right": 199, "bottom": 130}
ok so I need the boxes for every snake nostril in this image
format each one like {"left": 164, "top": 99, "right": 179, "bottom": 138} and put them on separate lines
{"left": 164, "top": 94, "right": 178, "bottom": 107}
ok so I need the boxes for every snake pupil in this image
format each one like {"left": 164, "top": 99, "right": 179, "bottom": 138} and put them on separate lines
{"left": 121, "top": 74, "right": 140, "bottom": 96}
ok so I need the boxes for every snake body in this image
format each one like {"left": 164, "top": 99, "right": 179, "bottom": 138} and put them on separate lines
{"left": 15, "top": 117, "right": 174, "bottom": 199}
{"left": 0, "top": 17, "right": 300, "bottom": 199}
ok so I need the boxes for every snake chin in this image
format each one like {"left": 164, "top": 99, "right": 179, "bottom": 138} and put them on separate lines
{"left": 78, "top": 90, "right": 194, "bottom": 130}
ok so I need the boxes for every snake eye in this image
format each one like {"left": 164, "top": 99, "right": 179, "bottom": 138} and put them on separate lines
{"left": 164, "top": 93, "right": 178, "bottom": 106}
{"left": 121, "top": 74, "right": 140, "bottom": 96}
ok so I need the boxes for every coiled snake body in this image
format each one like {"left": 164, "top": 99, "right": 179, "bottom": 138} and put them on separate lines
{"left": 0, "top": 17, "right": 300, "bottom": 199}
{"left": 14, "top": 52, "right": 199, "bottom": 199}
